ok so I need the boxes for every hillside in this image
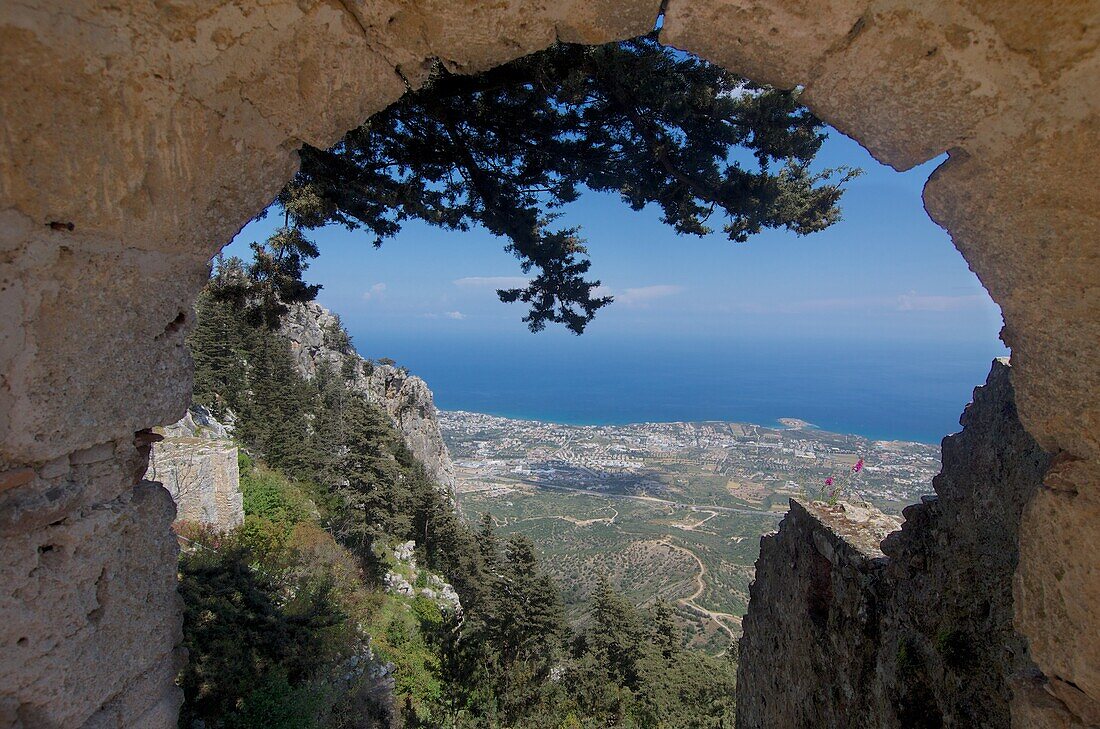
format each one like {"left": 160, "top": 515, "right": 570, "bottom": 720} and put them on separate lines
{"left": 279, "top": 301, "right": 455, "bottom": 493}
{"left": 172, "top": 269, "right": 739, "bottom": 728}
{"left": 441, "top": 410, "right": 939, "bottom": 653}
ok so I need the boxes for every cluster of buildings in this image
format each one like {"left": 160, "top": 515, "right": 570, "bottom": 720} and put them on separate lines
{"left": 440, "top": 411, "right": 941, "bottom": 513}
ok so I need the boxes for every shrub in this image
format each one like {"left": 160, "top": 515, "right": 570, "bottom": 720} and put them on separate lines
{"left": 227, "top": 671, "right": 324, "bottom": 729}
{"left": 177, "top": 543, "right": 345, "bottom": 729}
{"left": 241, "top": 465, "right": 313, "bottom": 527}
{"left": 234, "top": 515, "right": 291, "bottom": 567}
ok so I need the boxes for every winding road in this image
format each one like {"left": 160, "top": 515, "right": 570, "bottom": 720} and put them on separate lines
{"left": 658, "top": 538, "right": 743, "bottom": 647}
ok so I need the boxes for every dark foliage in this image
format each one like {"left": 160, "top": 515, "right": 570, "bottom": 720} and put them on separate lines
{"left": 261, "top": 35, "right": 857, "bottom": 333}
{"left": 185, "top": 255, "right": 739, "bottom": 727}
{"left": 177, "top": 536, "right": 342, "bottom": 728}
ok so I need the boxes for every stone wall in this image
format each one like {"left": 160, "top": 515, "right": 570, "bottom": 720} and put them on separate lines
{"left": 148, "top": 438, "right": 241, "bottom": 530}
{"left": 736, "top": 360, "right": 1057, "bottom": 728}
{"left": 0, "top": 441, "right": 183, "bottom": 727}
{"left": 145, "top": 407, "right": 243, "bottom": 532}
{"left": 0, "top": 1, "right": 1097, "bottom": 726}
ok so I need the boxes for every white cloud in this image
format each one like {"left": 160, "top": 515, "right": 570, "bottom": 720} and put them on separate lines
{"left": 722, "top": 292, "right": 990, "bottom": 315}
{"left": 453, "top": 276, "right": 530, "bottom": 289}
{"left": 361, "top": 282, "right": 387, "bottom": 301}
{"left": 422, "top": 310, "right": 467, "bottom": 320}
{"left": 896, "top": 292, "right": 985, "bottom": 312}
{"left": 616, "top": 284, "right": 684, "bottom": 306}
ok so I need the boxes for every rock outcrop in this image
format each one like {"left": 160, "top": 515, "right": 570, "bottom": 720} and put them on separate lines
{"left": 736, "top": 359, "right": 1054, "bottom": 728}
{"left": 1, "top": 2, "right": 1097, "bottom": 726}
{"left": 144, "top": 406, "right": 243, "bottom": 532}
{"left": 280, "top": 302, "right": 455, "bottom": 494}
{"left": 383, "top": 540, "right": 463, "bottom": 615}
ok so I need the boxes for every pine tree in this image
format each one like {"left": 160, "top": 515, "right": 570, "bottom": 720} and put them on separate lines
{"left": 189, "top": 288, "right": 247, "bottom": 417}
{"left": 498, "top": 535, "right": 567, "bottom": 662}
{"left": 487, "top": 534, "right": 567, "bottom": 725}
{"left": 586, "top": 577, "right": 645, "bottom": 686}
{"left": 650, "top": 599, "right": 682, "bottom": 659}
{"left": 184, "top": 247, "right": 746, "bottom": 728}
{"left": 236, "top": 326, "right": 313, "bottom": 476}
{"left": 277, "top": 35, "right": 858, "bottom": 334}
{"left": 476, "top": 513, "right": 499, "bottom": 571}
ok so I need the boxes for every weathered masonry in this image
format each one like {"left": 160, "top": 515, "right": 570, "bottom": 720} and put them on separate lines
{"left": 0, "top": 1, "right": 1097, "bottom": 726}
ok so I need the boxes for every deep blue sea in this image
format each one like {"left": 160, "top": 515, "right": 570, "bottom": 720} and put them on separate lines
{"left": 351, "top": 331, "right": 1007, "bottom": 445}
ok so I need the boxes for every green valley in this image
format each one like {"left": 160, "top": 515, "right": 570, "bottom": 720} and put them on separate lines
{"left": 441, "top": 411, "right": 940, "bottom": 653}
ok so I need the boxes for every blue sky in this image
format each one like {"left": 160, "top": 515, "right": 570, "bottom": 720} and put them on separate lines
{"left": 225, "top": 128, "right": 1005, "bottom": 354}
{"left": 222, "top": 126, "right": 1011, "bottom": 441}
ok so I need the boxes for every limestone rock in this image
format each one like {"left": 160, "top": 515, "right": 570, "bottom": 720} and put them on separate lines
{"left": 280, "top": 302, "right": 456, "bottom": 495}
{"left": 160, "top": 404, "right": 234, "bottom": 441}
{"left": 393, "top": 540, "right": 416, "bottom": 563}
{"left": 1, "top": 2, "right": 1098, "bottom": 726}
{"left": 383, "top": 571, "right": 415, "bottom": 598}
{"left": 144, "top": 408, "right": 243, "bottom": 532}
{"left": 383, "top": 540, "right": 462, "bottom": 614}
{"left": 0, "top": 481, "right": 183, "bottom": 727}
{"left": 736, "top": 360, "right": 1054, "bottom": 728}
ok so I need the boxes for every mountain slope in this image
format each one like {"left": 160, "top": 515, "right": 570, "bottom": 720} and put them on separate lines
{"left": 280, "top": 301, "right": 455, "bottom": 494}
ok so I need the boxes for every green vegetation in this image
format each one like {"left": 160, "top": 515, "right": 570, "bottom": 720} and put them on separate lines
{"left": 176, "top": 35, "right": 803, "bottom": 721}
{"left": 179, "top": 263, "right": 738, "bottom": 726}
{"left": 227, "top": 35, "right": 856, "bottom": 333}
{"left": 441, "top": 408, "right": 937, "bottom": 650}
{"left": 458, "top": 490, "right": 766, "bottom": 654}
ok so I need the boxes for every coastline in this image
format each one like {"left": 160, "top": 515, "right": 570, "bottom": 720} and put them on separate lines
{"left": 438, "top": 408, "right": 941, "bottom": 447}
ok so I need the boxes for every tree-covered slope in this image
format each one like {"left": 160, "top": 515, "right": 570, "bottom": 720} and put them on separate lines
{"left": 178, "top": 277, "right": 737, "bottom": 728}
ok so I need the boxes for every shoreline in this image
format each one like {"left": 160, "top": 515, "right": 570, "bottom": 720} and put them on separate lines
{"left": 438, "top": 408, "right": 943, "bottom": 448}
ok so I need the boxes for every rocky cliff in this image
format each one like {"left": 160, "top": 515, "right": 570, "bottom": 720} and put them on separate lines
{"left": 280, "top": 302, "right": 455, "bottom": 494}
{"left": 736, "top": 359, "right": 1057, "bottom": 728}
{"left": 145, "top": 406, "right": 243, "bottom": 532}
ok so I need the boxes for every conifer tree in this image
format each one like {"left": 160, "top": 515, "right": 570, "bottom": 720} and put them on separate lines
{"left": 499, "top": 535, "right": 567, "bottom": 662}
{"left": 651, "top": 599, "right": 682, "bottom": 660}
{"left": 189, "top": 288, "right": 247, "bottom": 417}
{"left": 185, "top": 249, "right": 745, "bottom": 728}
{"left": 475, "top": 512, "right": 499, "bottom": 571}
{"left": 587, "top": 577, "right": 645, "bottom": 685}
{"left": 271, "top": 35, "right": 858, "bottom": 333}
{"left": 235, "top": 327, "right": 312, "bottom": 475}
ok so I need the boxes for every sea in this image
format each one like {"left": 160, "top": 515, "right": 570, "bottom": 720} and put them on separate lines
{"left": 350, "top": 331, "right": 1008, "bottom": 446}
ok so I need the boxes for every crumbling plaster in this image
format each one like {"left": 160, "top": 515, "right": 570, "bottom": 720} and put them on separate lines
{"left": 0, "top": 0, "right": 1097, "bottom": 726}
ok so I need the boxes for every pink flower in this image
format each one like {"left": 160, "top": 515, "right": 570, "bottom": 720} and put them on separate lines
{"left": 824, "top": 477, "right": 834, "bottom": 487}
{"left": 852, "top": 458, "right": 864, "bottom": 473}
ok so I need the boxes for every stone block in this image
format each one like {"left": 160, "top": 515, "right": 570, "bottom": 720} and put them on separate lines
{"left": 147, "top": 437, "right": 243, "bottom": 531}
{"left": 0, "top": 481, "right": 182, "bottom": 728}
{"left": 736, "top": 361, "right": 1055, "bottom": 728}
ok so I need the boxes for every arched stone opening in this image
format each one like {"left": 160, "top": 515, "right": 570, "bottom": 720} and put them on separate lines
{"left": 0, "top": 1, "right": 1095, "bottom": 726}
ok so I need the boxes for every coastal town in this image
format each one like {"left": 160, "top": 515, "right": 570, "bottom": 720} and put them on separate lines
{"left": 440, "top": 410, "right": 942, "bottom": 515}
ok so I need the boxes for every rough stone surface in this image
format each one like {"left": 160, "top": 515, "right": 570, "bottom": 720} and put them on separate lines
{"left": 0, "top": 1, "right": 1098, "bottom": 725}
{"left": 737, "top": 498, "right": 892, "bottom": 728}
{"left": 145, "top": 407, "right": 243, "bottom": 532}
{"left": 281, "top": 301, "right": 456, "bottom": 494}
{"left": 736, "top": 360, "right": 1055, "bottom": 728}
{"left": 0, "top": 479, "right": 183, "bottom": 729}
{"left": 383, "top": 540, "right": 463, "bottom": 614}
{"left": 670, "top": 3, "right": 1100, "bottom": 721}
{"left": 160, "top": 404, "right": 235, "bottom": 441}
